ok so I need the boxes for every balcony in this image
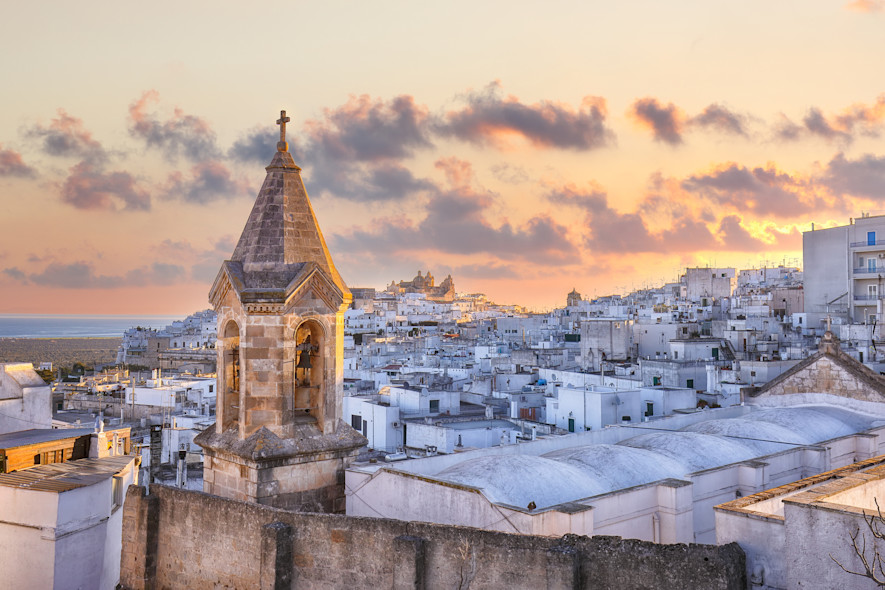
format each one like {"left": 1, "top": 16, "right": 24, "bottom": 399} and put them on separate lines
{"left": 854, "top": 295, "right": 881, "bottom": 302}
{"left": 851, "top": 239, "right": 885, "bottom": 248}
{"left": 853, "top": 267, "right": 882, "bottom": 274}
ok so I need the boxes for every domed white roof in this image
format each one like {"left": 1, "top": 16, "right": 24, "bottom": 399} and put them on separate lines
{"left": 436, "top": 454, "right": 607, "bottom": 508}
{"left": 543, "top": 444, "right": 689, "bottom": 491}
{"left": 619, "top": 431, "right": 758, "bottom": 471}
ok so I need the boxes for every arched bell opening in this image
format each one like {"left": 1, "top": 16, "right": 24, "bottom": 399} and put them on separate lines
{"left": 293, "top": 319, "right": 325, "bottom": 426}
{"left": 221, "top": 320, "right": 241, "bottom": 432}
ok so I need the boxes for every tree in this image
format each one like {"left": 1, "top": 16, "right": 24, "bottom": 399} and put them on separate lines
{"left": 832, "top": 498, "right": 885, "bottom": 586}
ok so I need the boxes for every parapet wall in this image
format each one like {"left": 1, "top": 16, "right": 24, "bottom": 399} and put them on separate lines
{"left": 120, "top": 484, "right": 745, "bottom": 590}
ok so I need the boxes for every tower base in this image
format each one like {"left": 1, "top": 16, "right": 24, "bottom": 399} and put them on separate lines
{"left": 195, "top": 418, "right": 365, "bottom": 513}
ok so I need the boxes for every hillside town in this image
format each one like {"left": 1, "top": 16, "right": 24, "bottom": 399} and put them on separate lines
{"left": 5, "top": 118, "right": 885, "bottom": 589}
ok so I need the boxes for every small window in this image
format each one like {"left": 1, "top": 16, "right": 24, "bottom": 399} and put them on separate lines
{"left": 351, "top": 414, "right": 362, "bottom": 430}
{"left": 429, "top": 399, "right": 440, "bottom": 413}
{"left": 112, "top": 475, "right": 124, "bottom": 509}
{"left": 674, "top": 351, "right": 678, "bottom": 359}
{"left": 687, "top": 379, "right": 694, "bottom": 389}
{"left": 209, "top": 385, "right": 213, "bottom": 393}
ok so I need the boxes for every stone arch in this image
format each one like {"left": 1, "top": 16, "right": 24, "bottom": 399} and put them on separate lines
{"left": 221, "top": 319, "right": 241, "bottom": 432}
{"left": 293, "top": 318, "right": 326, "bottom": 426}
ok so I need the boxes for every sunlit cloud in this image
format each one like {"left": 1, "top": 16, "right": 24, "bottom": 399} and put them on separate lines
{"left": 822, "top": 152, "right": 885, "bottom": 200}
{"left": 332, "top": 158, "right": 581, "bottom": 265}
{"left": 4, "top": 260, "right": 186, "bottom": 289}
{"left": 439, "top": 81, "right": 614, "bottom": 150}
{"left": 128, "top": 90, "right": 220, "bottom": 162}
{"left": 160, "top": 161, "right": 250, "bottom": 204}
{"left": 0, "top": 145, "right": 36, "bottom": 178}
{"left": 305, "top": 94, "right": 433, "bottom": 161}
{"left": 25, "top": 109, "right": 106, "bottom": 162}
{"left": 59, "top": 161, "right": 150, "bottom": 211}
{"left": 690, "top": 104, "right": 749, "bottom": 136}
{"left": 629, "top": 97, "right": 685, "bottom": 145}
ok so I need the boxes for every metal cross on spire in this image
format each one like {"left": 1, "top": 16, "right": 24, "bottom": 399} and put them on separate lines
{"left": 276, "top": 110, "right": 291, "bottom": 152}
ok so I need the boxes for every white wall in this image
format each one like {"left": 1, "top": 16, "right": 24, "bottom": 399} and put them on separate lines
{"left": 0, "top": 457, "right": 137, "bottom": 590}
{"left": 0, "top": 363, "right": 51, "bottom": 434}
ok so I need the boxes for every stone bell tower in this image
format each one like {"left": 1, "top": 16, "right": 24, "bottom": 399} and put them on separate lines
{"left": 195, "top": 110, "right": 366, "bottom": 512}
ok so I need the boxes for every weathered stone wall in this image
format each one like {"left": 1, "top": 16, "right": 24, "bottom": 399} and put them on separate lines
{"left": 762, "top": 355, "right": 883, "bottom": 401}
{"left": 120, "top": 484, "right": 746, "bottom": 590}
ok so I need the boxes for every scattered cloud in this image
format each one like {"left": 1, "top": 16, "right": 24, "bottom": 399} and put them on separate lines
{"left": 332, "top": 158, "right": 580, "bottom": 264}
{"left": 25, "top": 109, "right": 106, "bottom": 162}
{"left": 128, "top": 90, "right": 220, "bottom": 162}
{"left": 59, "top": 161, "right": 150, "bottom": 211}
{"left": 438, "top": 81, "right": 614, "bottom": 150}
{"left": 690, "top": 104, "right": 748, "bottom": 136}
{"left": 822, "top": 152, "right": 885, "bottom": 200}
{"left": 2, "top": 267, "right": 27, "bottom": 282}
{"left": 153, "top": 236, "right": 235, "bottom": 282}
{"left": 629, "top": 97, "right": 685, "bottom": 145}
{"left": 227, "top": 126, "right": 278, "bottom": 164}
{"left": 548, "top": 182, "right": 801, "bottom": 254}
{"left": 6, "top": 260, "right": 187, "bottom": 289}
{"left": 680, "top": 163, "right": 827, "bottom": 219}
{"left": 776, "top": 96, "right": 885, "bottom": 144}
{"left": 0, "top": 145, "right": 36, "bottom": 178}
{"left": 160, "top": 161, "right": 250, "bottom": 204}
{"left": 452, "top": 262, "right": 521, "bottom": 280}
{"left": 490, "top": 163, "right": 531, "bottom": 185}
{"left": 305, "top": 94, "right": 432, "bottom": 162}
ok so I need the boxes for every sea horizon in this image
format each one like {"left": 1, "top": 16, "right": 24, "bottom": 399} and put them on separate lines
{"left": 0, "top": 313, "right": 184, "bottom": 339}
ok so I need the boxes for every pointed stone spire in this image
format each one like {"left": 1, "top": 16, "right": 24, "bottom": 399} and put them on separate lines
{"left": 228, "top": 110, "right": 347, "bottom": 294}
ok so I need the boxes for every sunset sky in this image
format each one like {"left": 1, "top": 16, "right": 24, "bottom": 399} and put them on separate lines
{"left": 2, "top": 1, "right": 885, "bottom": 315}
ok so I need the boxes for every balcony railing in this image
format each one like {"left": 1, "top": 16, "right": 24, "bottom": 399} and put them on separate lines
{"left": 854, "top": 295, "right": 881, "bottom": 301}
{"left": 853, "top": 267, "right": 881, "bottom": 274}
{"left": 851, "top": 240, "right": 885, "bottom": 247}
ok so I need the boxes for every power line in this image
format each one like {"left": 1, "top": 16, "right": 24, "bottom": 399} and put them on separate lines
{"left": 616, "top": 423, "right": 815, "bottom": 448}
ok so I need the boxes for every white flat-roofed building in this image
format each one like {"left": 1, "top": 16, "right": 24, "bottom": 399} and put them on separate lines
{"left": 0, "top": 455, "right": 138, "bottom": 590}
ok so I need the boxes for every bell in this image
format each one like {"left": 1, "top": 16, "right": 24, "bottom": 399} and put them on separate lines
{"left": 296, "top": 351, "right": 313, "bottom": 370}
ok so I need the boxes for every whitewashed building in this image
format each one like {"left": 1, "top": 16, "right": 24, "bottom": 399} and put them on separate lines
{"left": 0, "top": 454, "right": 139, "bottom": 590}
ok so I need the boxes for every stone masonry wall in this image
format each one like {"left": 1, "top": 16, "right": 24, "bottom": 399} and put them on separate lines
{"left": 120, "top": 484, "right": 746, "bottom": 590}
{"left": 765, "top": 355, "right": 882, "bottom": 400}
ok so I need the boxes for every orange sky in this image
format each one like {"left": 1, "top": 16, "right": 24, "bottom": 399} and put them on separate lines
{"left": 1, "top": 2, "right": 885, "bottom": 314}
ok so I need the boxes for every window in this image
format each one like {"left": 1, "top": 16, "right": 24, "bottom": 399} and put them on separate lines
{"left": 112, "top": 475, "right": 124, "bottom": 509}
{"left": 208, "top": 385, "right": 213, "bottom": 393}
{"left": 860, "top": 256, "right": 865, "bottom": 267}
{"left": 351, "top": 414, "right": 362, "bottom": 430}
{"left": 869, "top": 231, "right": 877, "bottom": 246}
{"left": 653, "top": 376, "right": 661, "bottom": 386}
{"left": 429, "top": 399, "right": 440, "bottom": 413}
{"left": 687, "top": 379, "right": 694, "bottom": 389}
{"left": 870, "top": 285, "right": 879, "bottom": 298}
{"left": 674, "top": 351, "right": 678, "bottom": 359}
{"left": 871, "top": 259, "right": 877, "bottom": 272}
{"left": 645, "top": 402, "right": 654, "bottom": 417}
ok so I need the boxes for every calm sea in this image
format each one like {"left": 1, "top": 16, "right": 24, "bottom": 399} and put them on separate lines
{"left": 0, "top": 315, "right": 182, "bottom": 339}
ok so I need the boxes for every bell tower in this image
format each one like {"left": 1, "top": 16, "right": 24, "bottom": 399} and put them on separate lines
{"left": 195, "top": 110, "right": 366, "bottom": 512}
